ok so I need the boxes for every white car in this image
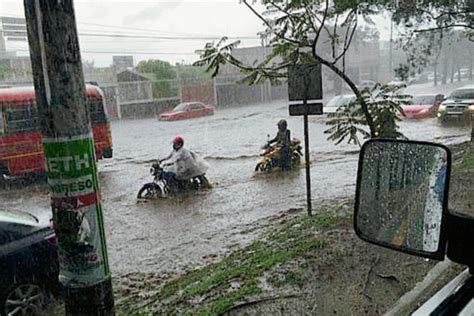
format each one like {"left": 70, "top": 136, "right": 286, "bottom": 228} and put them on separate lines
{"left": 356, "top": 80, "right": 376, "bottom": 91}
{"left": 324, "top": 95, "right": 356, "bottom": 114}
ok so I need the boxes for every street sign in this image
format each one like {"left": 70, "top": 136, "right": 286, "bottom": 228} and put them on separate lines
{"left": 289, "top": 102, "right": 323, "bottom": 116}
{"left": 288, "top": 63, "right": 323, "bottom": 101}
{"left": 287, "top": 62, "right": 324, "bottom": 217}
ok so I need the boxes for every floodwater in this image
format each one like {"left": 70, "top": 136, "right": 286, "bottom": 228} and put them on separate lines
{"left": 0, "top": 83, "right": 471, "bottom": 276}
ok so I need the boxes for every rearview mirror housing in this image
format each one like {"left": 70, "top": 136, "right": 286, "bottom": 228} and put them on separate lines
{"left": 354, "top": 139, "right": 451, "bottom": 260}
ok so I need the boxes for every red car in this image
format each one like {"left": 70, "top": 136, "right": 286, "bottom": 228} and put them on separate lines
{"left": 159, "top": 102, "right": 214, "bottom": 121}
{"left": 399, "top": 94, "right": 444, "bottom": 119}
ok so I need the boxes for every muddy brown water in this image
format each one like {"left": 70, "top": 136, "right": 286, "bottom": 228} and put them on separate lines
{"left": 0, "top": 91, "right": 471, "bottom": 276}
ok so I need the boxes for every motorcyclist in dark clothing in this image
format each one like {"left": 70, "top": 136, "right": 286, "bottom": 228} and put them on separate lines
{"left": 269, "top": 119, "right": 291, "bottom": 171}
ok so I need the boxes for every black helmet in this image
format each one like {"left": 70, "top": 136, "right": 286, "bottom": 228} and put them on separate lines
{"left": 277, "top": 119, "right": 287, "bottom": 130}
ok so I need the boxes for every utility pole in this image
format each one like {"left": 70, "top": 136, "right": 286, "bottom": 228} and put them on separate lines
{"left": 24, "top": 1, "right": 115, "bottom": 315}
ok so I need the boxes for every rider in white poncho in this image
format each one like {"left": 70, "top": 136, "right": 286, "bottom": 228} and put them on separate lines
{"left": 159, "top": 135, "right": 210, "bottom": 184}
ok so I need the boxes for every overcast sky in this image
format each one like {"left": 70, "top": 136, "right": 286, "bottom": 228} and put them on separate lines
{"left": 0, "top": 0, "right": 392, "bottom": 67}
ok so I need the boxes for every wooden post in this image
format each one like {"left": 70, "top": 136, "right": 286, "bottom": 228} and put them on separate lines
{"left": 24, "top": 1, "right": 115, "bottom": 314}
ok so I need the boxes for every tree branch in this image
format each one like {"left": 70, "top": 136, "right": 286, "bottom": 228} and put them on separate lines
{"left": 268, "top": 1, "right": 298, "bottom": 35}
{"left": 242, "top": 0, "right": 299, "bottom": 45}
{"left": 314, "top": 0, "right": 329, "bottom": 49}
{"left": 304, "top": 4, "right": 318, "bottom": 35}
{"left": 223, "top": 54, "right": 289, "bottom": 76}
{"left": 334, "top": 15, "right": 358, "bottom": 64}
{"left": 414, "top": 24, "right": 474, "bottom": 33}
{"left": 311, "top": 37, "right": 376, "bottom": 137}
{"left": 331, "top": 15, "right": 339, "bottom": 60}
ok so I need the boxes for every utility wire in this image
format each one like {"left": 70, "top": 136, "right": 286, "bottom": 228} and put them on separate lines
{"left": 8, "top": 49, "right": 197, "bottom": 55}
{"left": 0, "top": 14, "right": 260, "bottom": 40}
{"left": 0, "top": 30, "right": 258, "bottom": 40}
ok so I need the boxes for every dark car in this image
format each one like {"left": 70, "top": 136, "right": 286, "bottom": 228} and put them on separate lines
{"left": 437, "top": 85, "right": 474, "bottom": 123}
{"left": 0, "top": 209, "right": 59, "bottom": 316}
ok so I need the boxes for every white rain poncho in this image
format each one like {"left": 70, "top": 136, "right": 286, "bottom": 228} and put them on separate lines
{"left": 164, "top": 147, "right": 209, "bottom": 180}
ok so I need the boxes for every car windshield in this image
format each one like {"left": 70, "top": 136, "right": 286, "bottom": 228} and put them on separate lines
{"left": 448, "top": 89, "right": 474, "bottom": 100}
{"left": 173, "top": 103, "right": 188, "bottom": 111}
{"left": 412, "top": 95, "right": 435, "bottom": 105}
{"left": 1, "top": 2, "right": 473, "bottom": 315}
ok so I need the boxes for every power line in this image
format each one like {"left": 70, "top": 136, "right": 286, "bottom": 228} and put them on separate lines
{"left": 76, "top": 21, "right": 224, "bottom": 38}
{"left": 0, "top": 14, "right": 260, "bottom": 40}
{"left": 0, "top": 30, "right": 258, "bottom": 41}
{"left": 78, "top": 32, "right": 257, "bottom": 40}
{"left": 8, "top": 49, "right": 198, "bottom": 56}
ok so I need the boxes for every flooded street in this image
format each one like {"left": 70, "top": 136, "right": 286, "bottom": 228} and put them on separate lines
{"left": 0, "top": 83, "right": 471, "bottom": 276}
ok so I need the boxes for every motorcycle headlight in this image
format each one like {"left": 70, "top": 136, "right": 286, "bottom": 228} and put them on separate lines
{"left": 469, "top": 105, "right": 474, "bottom": 111}
{"left": 438, "top": 105, "right": 446, "bottom": 112}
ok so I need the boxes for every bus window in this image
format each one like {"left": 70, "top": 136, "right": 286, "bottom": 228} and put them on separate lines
{"left": 89, "top": 100, "right": 107, "bottom": 123}
{"left": 5, "top": 105, "right": 40, "bottom": 134}
{"left": 0, "top": 108, "right": 4, "bottom": 135}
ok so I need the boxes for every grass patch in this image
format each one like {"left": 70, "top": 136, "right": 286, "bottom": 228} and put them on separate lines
{"left": 269, "top": 269, "right": 306, "bottom": 288}
{"left": 459, "top": 146, "right": 474, "bottom": 171}
{"left": 121, "top": 206, "right": 351, "bottom": 315}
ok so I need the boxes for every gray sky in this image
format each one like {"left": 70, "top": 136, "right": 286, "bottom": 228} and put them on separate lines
{"left": 0, "top": 0, "right": 392, "bottom": 67}
{"left": 0, "top": 0, "right": 265, "bottom": 66}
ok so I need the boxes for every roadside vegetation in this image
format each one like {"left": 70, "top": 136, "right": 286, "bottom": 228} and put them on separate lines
{"left": 117, "top": 203, "right": 351, "bottom": 315}
{"left": 459, "top": 144, "right": 474, "bottom": 171}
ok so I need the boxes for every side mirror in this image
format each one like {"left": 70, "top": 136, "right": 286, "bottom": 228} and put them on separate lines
{"left": 354, "top": 139, "right": 451, "bottom": 260}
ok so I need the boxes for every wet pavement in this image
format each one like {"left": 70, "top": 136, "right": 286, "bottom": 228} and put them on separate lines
{"left": 0, "top": 82, "right": 471, "bottom": 276}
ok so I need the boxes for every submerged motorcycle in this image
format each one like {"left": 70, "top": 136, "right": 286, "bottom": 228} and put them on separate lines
{"left": 137, "top": 162, "right": 211, "bottom": 199}
{"left": 254, "top": 138, "right": 303, "bottom": 173}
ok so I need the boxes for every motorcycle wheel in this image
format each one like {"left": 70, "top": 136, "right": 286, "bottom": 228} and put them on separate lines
{"left": 137, "top": 183, "right": 162, "bottom": 199}
{"left": 292, "top": 153, "right": 301, "bottom": 166}
{"left": 255, "top": 161, "right": 271, "bottom": 173}
{"left": 255, "top": 162, "right": 266, "bottom": 172}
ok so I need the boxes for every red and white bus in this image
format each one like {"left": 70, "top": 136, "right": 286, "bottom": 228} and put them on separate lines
{"left": 0, "top": 84, "right": 113, "bottom": 178}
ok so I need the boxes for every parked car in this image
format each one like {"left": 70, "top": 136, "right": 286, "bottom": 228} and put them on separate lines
{"left": 159, "top": 102, "right": 214, "bottom": 121}
{"left": 324, "top": 94, "right": 356, "bottom": 114}
{"left": 399, "top": 94, "right": 444, "bottom": 119}
{"left": 0, "top": 209, "right": 59, "bottom": 316}
{"left": 387, "top": 80, "right": 408, "bottom": 88}
{"left": 408, "top": 73, "right": 429, "bottom": 84}
{"left": 356, "top": 80, "right": 376, "bottom": 91}
{"left": 437, "top": 85, "right": 474, "bottom": 123}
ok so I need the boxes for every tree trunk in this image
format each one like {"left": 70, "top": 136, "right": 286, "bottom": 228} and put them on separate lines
{"left": 442, "top": 48, "right": 448, "bottom": 85}
{"left": 450, "top": 57, "right": 455, "bottom": 83}
{"left": 470, "top": 55, "right": 473, "bottom": 80}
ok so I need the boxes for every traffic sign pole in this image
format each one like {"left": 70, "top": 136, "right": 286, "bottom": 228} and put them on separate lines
{"left": 303, "top": 98, "right": 312, "bottom": 216}
{"left": 288, "top": 63, "right": 322, "bottom": 217}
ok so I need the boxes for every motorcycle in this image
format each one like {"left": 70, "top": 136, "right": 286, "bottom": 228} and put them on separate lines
{"left": 137, "top": 162, "right": 211, "bottom": 199}
{"left": 254, "top": 138, "right": 303, "bottom": 173}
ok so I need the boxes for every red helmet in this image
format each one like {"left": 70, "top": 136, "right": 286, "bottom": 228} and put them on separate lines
{"left": 172, "top": 135, "right": 184, "bottom": 145}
